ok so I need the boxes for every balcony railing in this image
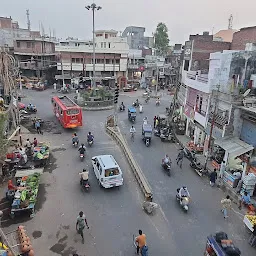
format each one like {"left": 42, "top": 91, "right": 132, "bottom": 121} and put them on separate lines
{"left": 187, "top": 73, "right": 208, "bottom": 83}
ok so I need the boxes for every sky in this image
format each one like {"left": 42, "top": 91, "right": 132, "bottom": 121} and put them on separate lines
{"left": 1, "top": 0, "right": 256, "bottom": 45}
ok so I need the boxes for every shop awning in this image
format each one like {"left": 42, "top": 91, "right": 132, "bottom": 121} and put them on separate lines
{"left": 215, "top": 137, "right": 254, "bottom": 158}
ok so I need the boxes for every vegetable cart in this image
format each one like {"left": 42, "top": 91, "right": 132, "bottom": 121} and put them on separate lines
{"left": 33, "top": 143, "right": 50, "bottom": 167}
{"left": 7, "top": 169, "right": 43, "bottom": 219}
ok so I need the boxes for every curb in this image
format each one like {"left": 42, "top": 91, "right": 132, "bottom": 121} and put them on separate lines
{"left": 106, "top": 125, "right": 153, "bottom": 201}
{"left": 81, "top": 106, "right": 114, "bottom": 111}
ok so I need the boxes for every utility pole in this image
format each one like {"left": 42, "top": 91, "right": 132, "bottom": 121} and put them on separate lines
{"left": 85, "top": 3, "right": 102, "bottom": 89}
{"left": 155, "top": 66, "right": 158, "bottom": 96}
{"left": 60, "top": 55, "right": 65, "bottom": 89}
{"left": 204, "top": 85, "right": 220, "bottom": 170}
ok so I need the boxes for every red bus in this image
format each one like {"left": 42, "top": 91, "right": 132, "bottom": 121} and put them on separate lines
{"left": 51, "top": 96, "right": 83, "bottom": 128}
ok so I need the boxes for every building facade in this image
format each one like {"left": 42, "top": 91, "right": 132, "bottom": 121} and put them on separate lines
{"left": 55, "top": 30, "right": 129, "bottom": 85}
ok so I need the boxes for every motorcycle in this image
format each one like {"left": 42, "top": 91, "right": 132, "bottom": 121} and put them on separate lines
{"left": 183, "top": 148, "right": 196, "bottom": 161}
{"left": 79, "top": 152, "right": 85, "bottom": 161}
{"left": 26, "top": 105, "right": 37, "bottom": 113}
{"left": 160, "top": 129, "right": 175, "bottom": 142}
{"left": 80, "top": 179, "right": 90, "bottom": 192}
{"left": 145, "top": 96, "right": 150, "bottom": 104}
{"left": 154, "top": 128, "right": 161, "bottom": 137}
{"left": 161, "top": 160, "right": 171, "bottom": 176}
{"left": 119, "top": 105, "right": 125, "bottom": 112}
{"left": 176, "top": 193, "right": 189, "bottom": 212}
{"left": 132, "top": 101, "right": 140, "bottom": 108}
{"left": 156, "top": 99, "right": 160, "bottom": 106}
{"left": 190, "top": 159, "right": 208, "bottom": 176}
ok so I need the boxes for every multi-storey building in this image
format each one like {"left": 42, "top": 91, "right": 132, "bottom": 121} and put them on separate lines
{"left": 55, "top": 30, "right": 129, "bottom": 86}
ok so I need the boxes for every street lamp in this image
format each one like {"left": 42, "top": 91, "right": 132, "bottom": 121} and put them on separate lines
{"left": 85, "top": 3, "right": 102, "bottom": 89}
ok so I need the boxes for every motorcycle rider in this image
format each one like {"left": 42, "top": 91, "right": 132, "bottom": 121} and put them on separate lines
{"left": 87, "top": 132, "right": 94, "bottom": 143}
{"left": 130, "top": 125, "right": 136, "bottom": 139}
{"left": 79, "top": 168, "right": 89, "bottom": 186}
{"left": 72, "top": 133, "right": 79, "bottom": 145}
{"left": 120, "top": 102, "right": 125, "bottom": 111}
{"left": 139, "top": 103, "right": 143, "bottom": 113}
{"left": 156, "top": 97, "right": 160, "bottom": 105}
{"left": 163, "top": 154, "right": 171, "bottom": 165}
{"left": 134, "top": 99, "right": 139, "bottom": 107}
{"left": 78, "top": 143, "right": 86, "bottom": 155}
{"left": 177, "top": 186, "right": 190, "bottom": 200}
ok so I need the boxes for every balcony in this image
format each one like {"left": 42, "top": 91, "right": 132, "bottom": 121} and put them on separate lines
{"left": 185, "top": 72, "right": 210, "bottom": 93}
{"left": 127, "top": 63, "right": 139, "bottom": 70}
{"left": 19, "top": 61, "right": 56, "bottom": 70}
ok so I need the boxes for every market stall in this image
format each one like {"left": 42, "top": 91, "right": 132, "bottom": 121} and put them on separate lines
{"left": 33, "top": 143, "right": 50, "bottom": 167}
{"left": 243, "top": 214, "right": 256, "bottom": 232}
{"left": 6, "top": 169, "right": 43, "bottom": 219}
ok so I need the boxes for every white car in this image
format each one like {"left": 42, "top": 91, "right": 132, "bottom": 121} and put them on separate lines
{"left": 92, "top": 155, "right": 123, "bottom": 188}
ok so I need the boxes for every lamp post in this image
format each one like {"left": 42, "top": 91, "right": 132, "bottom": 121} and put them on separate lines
{"left": 85, "top": 3, "right": 102, "bottom": 89}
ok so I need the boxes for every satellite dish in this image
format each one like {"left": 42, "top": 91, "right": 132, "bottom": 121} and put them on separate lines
{"left": 243, "top": 89, "right": 251, "bottom": 97}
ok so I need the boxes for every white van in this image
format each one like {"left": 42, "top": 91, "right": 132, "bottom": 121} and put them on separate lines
{"left": 92, "top": 155, "right": 123, "bottom": 188}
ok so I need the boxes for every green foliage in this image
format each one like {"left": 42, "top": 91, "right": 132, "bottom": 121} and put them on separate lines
{"left": 154, "top": 22, "right": 170, "bottom": 56}
{"left": 81, "top": 88, "right": 113, "bottom": 101}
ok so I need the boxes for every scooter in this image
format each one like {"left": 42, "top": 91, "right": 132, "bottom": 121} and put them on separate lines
{"left": 80, "top": 179, "right": 90, "bottom": 192}
{"left": 79, "top": 152, "right": 85, "bottom": 161}
{"left": 132, "top": 101, "right": 140, "bottom": 108}
{"left": 119, "top": 105, "right": 125, "bottom": 112}
{"left": 73, "top": 141, "right": 79, "bottom": 148}
{"left": 190, "top": 159, "right": 208, "bottom": 176}
{"left": 161, "top": 160, "right": 171, "bottom": 176}
{"left": 160, "top": 132, "right": 176, "bottom": 143}
{"left": 176, "top": 194, "right": 189, "bottom": 212}
{"left": 88, "top": 139, "right": 93, "bottom": 147}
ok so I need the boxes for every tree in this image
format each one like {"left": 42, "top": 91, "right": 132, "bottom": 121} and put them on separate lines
{"left": 154, "top": 22, "right": 170, "bottom": 56}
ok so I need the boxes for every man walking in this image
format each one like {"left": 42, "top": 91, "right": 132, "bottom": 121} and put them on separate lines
{"left": 221, "top": 195, "right": 232, "bottom": 219}
{"left": 176, "top": 150, "right": 184, "bottom": 168}
{"left": 35, "top": 120, "right": 42, "bottom": 134}
{"left": 210, "top": 169, "right": 218, "bottom": 186}
{"left": 153, "top": 116, "right": 157, "bottom": 128}
{"left": 76, "top": 211, "right": 89, "bottom": 244}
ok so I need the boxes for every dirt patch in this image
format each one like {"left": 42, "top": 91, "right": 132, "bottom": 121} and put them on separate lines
{"left": 43, "top": 120, "right": 62, "bottom": 134}
{"left": 44, "top": 154, "right": 58, "bottom": 173}
{"left": 52, "top": 148, "right": 66, "bottom": 152}
{"left": 32, "top": 230, "right": 42, "bottom": 239}
{"left": 58, "top": 235, "right": 68, "bottom": 244}
{"left": 50, "top": 243, "right": 67, "bottom": 254}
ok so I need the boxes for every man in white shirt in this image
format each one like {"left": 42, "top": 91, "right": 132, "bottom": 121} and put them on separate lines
{"left": 79, "top": 169, "right": 89, "bottom": 185}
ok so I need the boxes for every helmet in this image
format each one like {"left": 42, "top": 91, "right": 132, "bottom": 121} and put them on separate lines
{"left": 88, "top": 132, "right": 91, "bottom": 135}
{"left": 74, "top": 133, "right": 77, "bottom": 136}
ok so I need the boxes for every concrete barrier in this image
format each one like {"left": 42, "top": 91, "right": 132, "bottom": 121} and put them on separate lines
{"left": 106, "top": 125, "right": 153, "bottom": 201}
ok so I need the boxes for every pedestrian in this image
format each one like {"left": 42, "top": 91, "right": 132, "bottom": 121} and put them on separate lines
{"left": 35, "top": 120, "right": 42, "bottom": 134}
{"left": 53, "top": 83, "right": 57, "bottom": 90}
{"left": 155, "top": 118, "right": 159, "bottom": 129}
{"left": 210, "top": 169, "right": 218, "bottom": 186}
{"left": 33, "top": 137, "right": 38, "bottom": 147}
{"left": 153, "top": 116, "right": 157, "bottom": 128}
{"left": 248, "top": 224, "right": 256, "bottom": 247}
{"left": 176, "top": 150, "right": 184, "bottom": 168}
{"left": 76, "top": 211, "right": 89, "bottom": 244}
{"left": 221, "top": 195, "right": 232, "bottom": 219}
{"left": 238, "top": 191, "right": 251, "bottom": 210}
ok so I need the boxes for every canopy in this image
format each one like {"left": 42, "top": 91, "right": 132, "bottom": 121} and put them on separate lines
{"left": 215, "top": 137, "right": 254, "bottom": 158}
{"left": 128, "top": 107, "right": 136, "bottom": 113}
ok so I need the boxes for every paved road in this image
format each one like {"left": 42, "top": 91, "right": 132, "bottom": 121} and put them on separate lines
{"left": 3, "top": 89, "right": 180, "bottom": 256}
{"left": 117, "top": 90, "right": 256, "bottom": 255}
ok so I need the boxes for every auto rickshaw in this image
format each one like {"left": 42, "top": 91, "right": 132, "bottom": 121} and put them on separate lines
{"left": 128, "top": 106, "right": 136, "bottom": 123}
{"left": 142, "top": 123, "right": 152, "bottom": 147}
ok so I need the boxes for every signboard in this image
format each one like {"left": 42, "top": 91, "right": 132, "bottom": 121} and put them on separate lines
{"left": 184, "top": 41, "right": 192, "bottom": 60}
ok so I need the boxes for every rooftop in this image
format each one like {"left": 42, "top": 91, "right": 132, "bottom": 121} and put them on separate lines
{"left": 214, "top": 29, "right": 237, "bottom": 43}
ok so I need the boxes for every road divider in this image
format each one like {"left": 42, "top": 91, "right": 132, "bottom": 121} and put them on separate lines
{"left": 106, "top": 125, "right": 153, "bottom": 201}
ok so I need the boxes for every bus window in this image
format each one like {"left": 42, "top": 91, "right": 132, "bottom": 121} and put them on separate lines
{"left": 67, "top": 109, "right": 79, "bottom": 115}
{"left": 60, "top": 110, "right": 63, "bottom": 115}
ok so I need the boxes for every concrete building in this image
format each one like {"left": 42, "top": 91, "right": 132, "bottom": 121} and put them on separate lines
{"left": 231, "top": 26, "right": 256, "bottom": 50}
{"left": 214, "top": 29, "right": 237, "bottom": 43}
{"left": 14, "top": 37, "right": 56, "bottom": 80}
{"left": 55, "top": 30, "right": 129, "bottom": 86}
{"left": 122, "top": 26, "right": 154, "bottom": 49}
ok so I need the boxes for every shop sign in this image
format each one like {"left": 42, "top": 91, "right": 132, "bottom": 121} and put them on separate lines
{"left": 184, "top": 41, "right": 192, "bottom": 60}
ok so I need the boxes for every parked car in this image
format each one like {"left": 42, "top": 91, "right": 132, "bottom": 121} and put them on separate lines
{"left": 91, "top": 155, "right": 123, "bottom": 188}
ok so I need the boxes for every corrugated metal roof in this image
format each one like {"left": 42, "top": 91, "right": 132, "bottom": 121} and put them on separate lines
{"left": 215, "top": 137, "right": 253, "bottom": 158}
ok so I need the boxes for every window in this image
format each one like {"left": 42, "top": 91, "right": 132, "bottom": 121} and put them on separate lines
{"left": 17, "top": 42, "right": 20, "bottom": 48}
{"left": 106, "top": 59, "right": 110, "bottom": 64}
{"left": 108, "top": 43, "right": 111, "bottom": 48}
{"left": 105, "top": 34, "right": 108, "bottom": 39}
{"left": 115, "top": 59, "right": 120, "bottom": 64}
{"left": 105, "top": 168, "right": 119, "bottom": 177}
{"left": 72, "top": 58, "right": 76, "bottom": 63}
{"left": 66, "top": 109, "right": 79, "bottom": 115}
{"left": 101, "top": 42, "right": 103, "bottom": 48}
{"left": 26, "top": 42, "right": 32, "bottom": 48}
{"left": 60, "top": 110, "right": 63, "bottom": 115}
{"left": 104, "top": 42, "right": 106, "bottom": 48}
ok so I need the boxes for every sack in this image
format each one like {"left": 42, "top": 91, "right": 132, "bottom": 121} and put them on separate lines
{"left": 225, "top": 246, "right": 241, "bottom": 256}
{"left": 215, "top": 232, "right": 228, "bottom": 243}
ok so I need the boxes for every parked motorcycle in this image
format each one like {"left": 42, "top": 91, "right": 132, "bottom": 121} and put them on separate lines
{"left": 160, "top": 130, "right": 175, "bottom": 142}
{"left": 183, "top": 148, "right": 196, "bottom": 161}
{"left": 26, "top": 105, "right": 37, "bottom": 113}
{"left": 154, "top": 128, "right": 161, "bottom": 137}
{"left": 190, "top": 159, "right": 208, "bottom": 176}
{"left": 161, "top": 160, "right": 171, "bottom": 176}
